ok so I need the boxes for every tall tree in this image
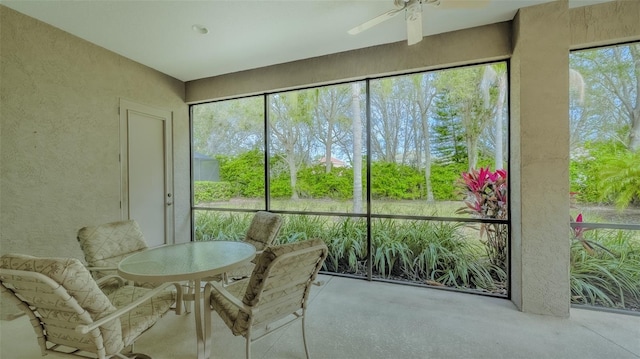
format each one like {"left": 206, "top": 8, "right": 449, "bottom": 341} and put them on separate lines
{"left": 629, "top": 44, "right": 640, "bottom": 151}
{"left": 314, "top": 86, "right": 351, "bottom": 173}
{"left": 571, "top": 43, "right": 640, "bottom": 151}
{"left": 568, "top": 68, "right": 593, "bottom": 151}
{"left": 435, "top": 67, "right": 492, "bottom": 171}
{"left": 480, "top": 64, "right": 507, "bottom": 170}
{"left": 269, "top": 91, "right": 316, "bottom": 199}
{"left": 370, "top": 78, "right": 405, "bottom": 162}
{"left": 432, "top": 90, "right": 466, "bottom": 164}
{"left": 192, "top": 97, "right": 264, "bottom": 157}
{"left": 351, "top": 83, "right": 364, "bottom": 213}
{"left": 410, "top": 73, "right": 437, "bottom": 202}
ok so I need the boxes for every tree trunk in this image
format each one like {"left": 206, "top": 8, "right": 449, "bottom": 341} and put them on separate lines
{"left": 629, "top": 44, "right": 640, "bottom": 152}
{"left": 494, "top": 74, "right": 506, "bottom": 169}
{"left": 351, "top": 83, "right": 363, "bottom": 213}
{"left": 325, "top": 125, "right": 333, "bottom": 173}
{"left": 288, "top": 155, "right": 299, "bottom": 200}
{"left": 468, "top": 137, "right": 478, "bottom": 172}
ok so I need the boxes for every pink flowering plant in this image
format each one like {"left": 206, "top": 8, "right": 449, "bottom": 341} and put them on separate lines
{"left": 571, "top": 213, "right": 594, "bottom": 254}
{"left": 570, "top": 212, "right": 612, "bottom": 256}
{"left": 456, "top": 167, "right": 508, "bottom": 268}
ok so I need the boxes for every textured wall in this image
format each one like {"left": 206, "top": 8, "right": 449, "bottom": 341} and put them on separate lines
{"left": 570, "top": 0, "right": 640, "bottom": 48}
{"left": 511, "top": 0, "right": 571, "bottom": 317}
{"left": 0, "top": 6, "right": 190, "bottom": 261}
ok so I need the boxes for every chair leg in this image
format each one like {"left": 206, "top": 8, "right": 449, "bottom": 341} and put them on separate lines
{"left": 302, "top": 314, "right": 310, "bottom": 359}
{"left": 245, "top": 327, "right": 252, "bottom": 359}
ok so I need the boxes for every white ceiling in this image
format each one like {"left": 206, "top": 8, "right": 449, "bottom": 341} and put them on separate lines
{"left": 1, "top": 0, "right": 613, "bottom": 82}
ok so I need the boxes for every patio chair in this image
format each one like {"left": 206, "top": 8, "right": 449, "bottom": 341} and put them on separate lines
{"left": 204, "top": 238, "right": 328, "bottom": 359}
{"left": 0, "top": 253, "right": 182, "bottom": 359}
{"left": 183, "top": 211, "right": 282, "bottom": 313}
{"left": 223, "top": 211, "right": 283, "bottom": 283}
{"left": 197, "top": 211, "right": 282, "bottom": 284}
{"left": 77, "top": 220, "right": 154, "bottom": 290}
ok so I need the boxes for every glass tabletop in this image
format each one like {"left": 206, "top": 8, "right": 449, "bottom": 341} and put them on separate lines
{"left": 118, "top": 240, "right": 256, "bottom": 283}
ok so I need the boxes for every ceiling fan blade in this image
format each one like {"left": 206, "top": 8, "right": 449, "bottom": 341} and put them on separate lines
{"left": 348, "top": 6, "right": 405, "bottom": 35}
{"left": 406, "top": 4, "right": 423, "bottom": 45}
{"left": 429, "top": 0, "right": 490, "bottom": 9}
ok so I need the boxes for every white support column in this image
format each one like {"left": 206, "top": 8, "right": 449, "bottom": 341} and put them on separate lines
{"left": 510, "top": 0, "right": 571, "bottom": 317}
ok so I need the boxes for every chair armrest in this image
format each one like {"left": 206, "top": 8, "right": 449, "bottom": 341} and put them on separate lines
{"left": 250, "top": 250, "right": 264, "bottom": 264}
{"left": 85, "top": 266, "right": 118, "bottom": 272}
{"left": 75, "top": 282, "right": 182, "bottom": 334}
{"left": 95, "top": 274, "right": 126, "bottom": 288}
{"left": 204, "top": 281, "right": 252, "bottom": 315}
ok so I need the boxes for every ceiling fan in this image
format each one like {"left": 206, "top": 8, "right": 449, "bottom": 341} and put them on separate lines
{"left": 348, "top": 0, "right": 490, "bottom": 46}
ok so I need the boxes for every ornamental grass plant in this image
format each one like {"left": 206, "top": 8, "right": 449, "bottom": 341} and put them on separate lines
{"left": 570, "top": 218, "right": 640, "bottom": 311}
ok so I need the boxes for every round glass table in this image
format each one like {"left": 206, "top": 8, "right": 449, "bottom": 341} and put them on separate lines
{"left": 118, "top": 240, "right": 256, "bottom": 359}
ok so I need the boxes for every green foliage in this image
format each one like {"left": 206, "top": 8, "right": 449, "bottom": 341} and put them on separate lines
{"left": 276, "top": 215, "right": 367, "bottom": 273}
{"left": 371, "top": 162, "right": 425, "bottom": 200}
{"left": 269, "top": 177, "right": 293, "bottom": 198}
{"left": 217, "top": 149, "right": 265, "bottom": 198}
{"left": 193, "top": 181, "right": 232, "bottom": 204}
{"left": 597, "top": 148, "right": 640, "bottom": 209}
{"left": 403, "top": 221, "right": 504, "bottom": 291}
{"left": 194, "top": 209, "right": 640, "bottom": 310}
{"left": 215, "top": 150, "right": 499, "bottom": 203}
{"left": 570, "top": 142, "right": 616, "bottom": 203}
{"left": 570, "top": 160, "right": 598, "bottom": 204}
{"left": 193, "top": 211, "right": 252, "bottom": 241}
{"left": 570, "top": 228, "right": 640, "bottom": 309}
{"left": 429, "top": 162, "right": 469, "bottom": 200}
{"left": 193, "top": 211, "right": 504, "bottom": 293}
{"left": 570, "top": 141, "right": 640, "bottom": 207}
{"left": 277, "top": 214, "right": 330, "bottom": 243}
{"left": 296, "top": 165, "right": 353, "bottom": 199}
{"left": 263, "top": 155, "right": 294, "bottom": 198}
{"left": 371, "top": 219, "right": 413, "bottom": 278}
{"left": 216, "top": 151, "right": 475, "bottom": 202}
{"left": 367, "top": 219, "right": 505, "bottom": 292}
{"left": 324, "top": 218, "right": 367, "bottom": 273}
{"left": 432, "top": 90, "right": 467, "bottom": 164}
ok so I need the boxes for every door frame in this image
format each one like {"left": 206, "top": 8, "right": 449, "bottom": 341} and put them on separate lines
{"left": 119, "top": 98, "right": 174, "bottom": 244}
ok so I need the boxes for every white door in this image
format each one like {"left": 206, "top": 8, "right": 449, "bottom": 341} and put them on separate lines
{"left": 120, "top": 99, "right": 174, "bottom": 247}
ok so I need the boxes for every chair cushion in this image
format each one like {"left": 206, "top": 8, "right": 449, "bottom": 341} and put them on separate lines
{"left": 209, "top": 279, "right": 250, "bottom": 336}
{"left": 106, "top": 285, "right": 175, "bottom": 346}
{"left": 77, "top": 220, "right": 156, "bottom": 290}
{"left": 243, "top": 212, "right": 282, "bottom": 251}
{"left": 77, "top": 220, "right": 148, "bottom": 266}
{"left": 0, "top": 253, "right": 124, "bottom": 354}
{"left": 212, "top": 239, "right": 326, "bottom": 336}
{"left": 243, "top": 238, "right": 326, "bottom": 307}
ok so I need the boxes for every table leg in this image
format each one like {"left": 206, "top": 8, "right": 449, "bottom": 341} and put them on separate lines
{"left": 185, "top": 280, "right": 195, "bottom": 313}
{"left": 193, "top": 278, "right": 207, "bottom": 359}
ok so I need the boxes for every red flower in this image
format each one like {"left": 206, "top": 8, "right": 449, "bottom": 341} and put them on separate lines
{"left": 457, "top": 167, "right": 508, "bottom": 220}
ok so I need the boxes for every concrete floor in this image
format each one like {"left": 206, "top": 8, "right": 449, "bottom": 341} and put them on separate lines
{"left": 1, "top": 275, "right": 639, "bottom": 359}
